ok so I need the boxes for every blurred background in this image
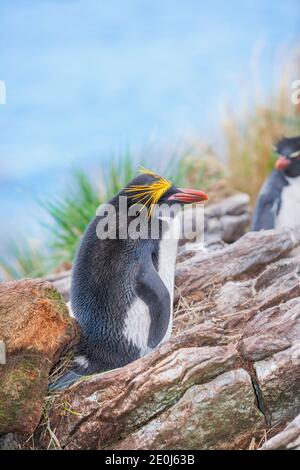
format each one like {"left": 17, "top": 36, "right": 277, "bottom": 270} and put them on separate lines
{"left": 0, "top": 0, "right": 300, "bottom": 279}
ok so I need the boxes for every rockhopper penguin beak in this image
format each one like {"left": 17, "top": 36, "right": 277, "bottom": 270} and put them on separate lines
{"left": 275, "top": 156, "right": 291, "bottom": 171}
{"left": 168, "top": 188, "right": 208, "bottom": 203}
{"left": 274, "top": 136, "right": 300, "bottom": 172}
{"left": 252, "top": 135, "right": 300, "bottom": 232}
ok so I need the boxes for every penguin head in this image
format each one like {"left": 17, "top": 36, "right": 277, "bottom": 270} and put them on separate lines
{"left": 123, "top": 168, "right": 208, "bottom": 217}
{"left": 274, "top": 136, "right": 300, "bottom": 177}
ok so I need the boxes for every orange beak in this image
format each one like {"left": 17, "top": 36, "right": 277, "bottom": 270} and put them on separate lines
{"left": 275, "top": 156, "right": 291, "bottom": 171}
{"left": 168, "top": 188, "right": 209, "bottom": 203}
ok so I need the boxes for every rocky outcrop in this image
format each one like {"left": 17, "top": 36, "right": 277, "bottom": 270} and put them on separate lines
{"left": 0, "top": 279, "right": 79, "bottom": 437}
{"left": 46, "top": 271, "right": 72, "bottom": 303}
{"left": 110, "top": 369, "right": 263, "bottom": 450}
{"left": 204, "top": 192, "right": 251, "bottom": 243}
{"left": 38, "top": 228, "right": 300, "bottom": 450}
{"left": 0, "top": 433, "right": 19, "bottom": 450}
{"left": 260, "top": 414, "right": 300, "bottom": 450}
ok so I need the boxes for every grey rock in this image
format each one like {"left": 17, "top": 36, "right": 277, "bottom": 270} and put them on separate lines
{"left": 0, "top": 433, "right": 19, "bottom": 450}
{"left": 261, "top": 414, "right": 300, "bottom": 450}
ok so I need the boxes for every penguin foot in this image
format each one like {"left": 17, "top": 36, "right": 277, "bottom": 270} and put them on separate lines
{"left": 49, "top": 355, "right": 91, "bottom": 391}
{"left": 49, "top": 369, "right": 84, "bottom": 391}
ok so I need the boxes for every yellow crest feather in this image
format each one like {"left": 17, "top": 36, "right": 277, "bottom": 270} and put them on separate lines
{"left": 125, "top": 167, "right": 172, "bottom": 216}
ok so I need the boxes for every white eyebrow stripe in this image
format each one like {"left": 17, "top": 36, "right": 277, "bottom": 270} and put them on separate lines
{"left": 290, "top": 150, "right": 300, "bottom": 158}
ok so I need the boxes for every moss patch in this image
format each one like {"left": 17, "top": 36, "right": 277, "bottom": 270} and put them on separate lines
{"left": 44, "top": 286, "right": 69, "bottom": 320}
{"left": 0, "top": 350, "right": 49, "bottom": 435}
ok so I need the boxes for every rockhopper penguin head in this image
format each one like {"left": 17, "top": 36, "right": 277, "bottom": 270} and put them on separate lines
{"left": 274, "top": 136, "right": 300, "bottom": 177}
{"left": 121, "top": 168, "right": 208, "bottom": 217}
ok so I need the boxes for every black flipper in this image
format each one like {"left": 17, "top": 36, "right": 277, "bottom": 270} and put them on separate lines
{"left": 252, "top": 192, "right": 277, "bottom": 230}
{"left": 252, "top": 171, "right": 288, "bottom": 231}
{"left": 136, "top": 253, "right": 171, "bottom": 349}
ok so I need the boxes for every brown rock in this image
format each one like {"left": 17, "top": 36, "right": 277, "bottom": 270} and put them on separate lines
{"left": 205, "top": 193, "right": 251, "bottom": 243}
{"left": 0, "top": 279, "right": 79, "bottom": 437}
{"left": 45, "top": 271, "right": 71, "bottom": 302}
{"left": 111, "top": 369, "right": 264, "bottom": 450}
{"left": 39, "top": 228, "right": 300, "bottom": 450}
{"left": 175, "top": 228, "right": 300, "bottom": 301}
{"left": 254, "top": 344, "right": 300, "bottom": 426}
{"left": 261, "top": 414, "right": 300, "bottom": 450}
{"left": 41, "top": 339, "right": 238, "bottom": 450}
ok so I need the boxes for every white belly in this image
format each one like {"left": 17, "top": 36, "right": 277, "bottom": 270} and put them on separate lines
{"left": 157, "top": 215, "right": 180, "bottom": 343}
{"left": 275, "top": 176, "right": 300, "bottom": 229}
{"left": 123, "top": 215, "right": 180, "bottom": 357}
{"left": 123, "top": 297, "right": 152, "bottom": 356}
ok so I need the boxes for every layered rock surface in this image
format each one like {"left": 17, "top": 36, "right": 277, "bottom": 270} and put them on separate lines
{"left": 38, "top": 228, "right": 300, "bottom": 450}
{"left": 260, "top": 414, "right": 300, "bottom": 450}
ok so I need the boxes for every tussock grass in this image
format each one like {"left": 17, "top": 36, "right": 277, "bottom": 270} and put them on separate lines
{"left": 0, "top": 238, "right": 52, "bottom": 281}
{"left": 45, "top": 149, "right": 224, "bottom": 267}
{"left": 1, "top": 146, "right": 223, "bottom": 280}
{"left": 224, "top": 52, "right": 300, "bottom": 202}
{"left": 41, "top": 155, "right": 140, "bottom": 265}
{"left": 42, "top": 169, "right": 101, "bottom": 264}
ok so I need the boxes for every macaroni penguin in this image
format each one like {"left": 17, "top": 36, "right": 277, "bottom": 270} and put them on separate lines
{"left": 50, "top": 169, "right": 208, "bottom": 389}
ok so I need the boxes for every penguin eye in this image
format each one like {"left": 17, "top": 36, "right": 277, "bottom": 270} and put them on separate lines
{"left": 290, "top": 150, "right": 300, "bottom": 158}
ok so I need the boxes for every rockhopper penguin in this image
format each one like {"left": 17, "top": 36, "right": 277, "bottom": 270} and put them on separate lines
{"left": 51, "top": 169, "right": 208, "bottom": 389}
{"left": 252, "top": 136, "right": 300, "bottom": 231}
